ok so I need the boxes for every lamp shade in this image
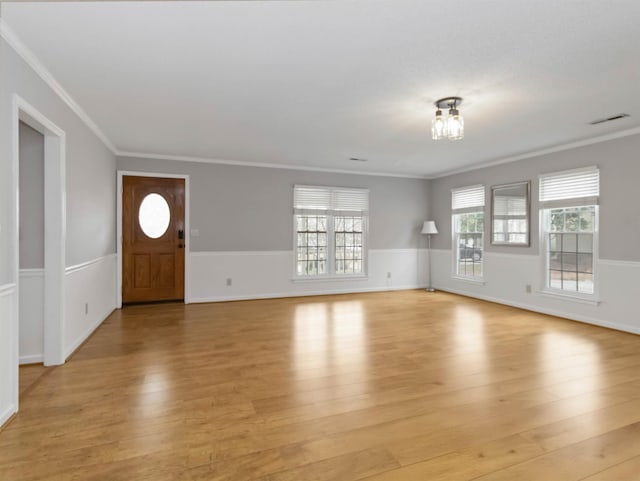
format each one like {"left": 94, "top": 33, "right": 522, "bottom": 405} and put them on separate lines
{"left": 421, "top": 220, "right": 438, "bottom": 235}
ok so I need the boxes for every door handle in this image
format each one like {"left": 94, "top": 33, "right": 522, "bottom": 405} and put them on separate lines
{"left": 178, "top": 229, "right": 184, "bottom": 240}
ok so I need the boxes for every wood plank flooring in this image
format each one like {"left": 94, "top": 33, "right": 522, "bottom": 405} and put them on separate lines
{"left": 18, "top": 363, "right": 48, "bottom": 398}
{"left": 2, "top": 290, "right": 640, "bottom": 480}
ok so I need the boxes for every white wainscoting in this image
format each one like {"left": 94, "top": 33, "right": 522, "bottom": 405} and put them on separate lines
{"left": 18, "top": 269, "right": 44, "bottom": 364}
{"left": 0, "top": 283, "right": 17, "bottom": 426}
{"left": 431, "top": 249, "right": 640, "bottom": 335}
{"left": 189, "top": 249, "right": 429, "bottom": 303}
{"left": 64, "top": 254, "right": 117, "bottom": 359}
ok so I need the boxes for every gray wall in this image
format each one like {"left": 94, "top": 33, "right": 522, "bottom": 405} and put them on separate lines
{"left": 0, "top": 35, "right": 117, "bottom": 285}
{"left": 117, "top": 156, "right": 431, "bottom": 251}
{"left": 429, "top": 133, "right": 640, "bottom": 262}
{"left": 0, "top": 38, "right": 13, "bottom": 284}
{"left": 18, "top": 121, "right": 44, "bottom": 269}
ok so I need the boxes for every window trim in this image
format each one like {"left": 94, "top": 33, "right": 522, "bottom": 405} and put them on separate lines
{"left": 452, "top": 211, "right": 485, "bottom": 280}
{"left": 451, "top": 185, "right": 486, "bottom": 281}
{"left": 539, "top": 205, "right": 600, "bottom": 301}
{"left": 292, "top": 186, "right": 369, "bottom": 280}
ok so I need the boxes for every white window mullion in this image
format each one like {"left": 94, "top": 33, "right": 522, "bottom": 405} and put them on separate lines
{"left": 328, "top": 213, "right": 336, "bottom": 276}
{"left": 541, "top": 208, "right": 551, "bottom": 289}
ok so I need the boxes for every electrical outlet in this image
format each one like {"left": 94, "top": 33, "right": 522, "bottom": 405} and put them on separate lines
{"left": 525, "top": 284, "right": 532, "bottom": 294}
{"left": 85, "top": 302, "right": 89, "bottom": 314}
{"left": 226, "top": 278, "right": 232, "bottom": 286}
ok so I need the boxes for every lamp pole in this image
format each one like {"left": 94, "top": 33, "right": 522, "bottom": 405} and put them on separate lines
{"left": 427, "top": 234, "right": 434, "bottom": 292}
{"left": 421, "top": 221, "right": 438, "bottom": 292}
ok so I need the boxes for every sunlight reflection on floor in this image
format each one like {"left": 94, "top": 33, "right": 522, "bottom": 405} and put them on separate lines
{"left": 292, "top": 300, "right": 368, "bottom": 402}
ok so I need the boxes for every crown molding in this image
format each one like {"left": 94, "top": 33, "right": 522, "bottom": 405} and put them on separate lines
{"left": 0, "top": 18, "right": 118, "bottom": 154}
{"left": 427, "top": 126, "right": 640, "bottom": 179}
{"left": 116, "top": 151, "right": 430, "bottom": 179}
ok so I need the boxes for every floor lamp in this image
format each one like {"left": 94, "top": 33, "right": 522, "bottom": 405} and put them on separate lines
{"left": 421, "top": 221, "right": 438, "bottom": 292}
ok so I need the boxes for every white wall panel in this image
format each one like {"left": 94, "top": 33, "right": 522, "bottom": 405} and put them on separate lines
{"left": 64, "top": 255, "right": 116, "bottom": 359}
{"left": 189, "top": 249, "right": 428, "bottom": 303}
{"left": 18, "top": 269, "right": 43, "bottom": 363}
{"left": 0, "top": 284, "right": 17, "bottom": 426}
{"left": 432, "top": 249, "right": 640, "bottom": 335}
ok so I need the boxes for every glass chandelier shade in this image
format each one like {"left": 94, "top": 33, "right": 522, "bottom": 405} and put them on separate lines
{"left": 431, "top": 109, "right": 446, "bottom": 140}
{"left": 431, "top": 97, "right": 464, "bottom": 141}
{"left": 446, "top": 107, "right": 464, "bottom": 140}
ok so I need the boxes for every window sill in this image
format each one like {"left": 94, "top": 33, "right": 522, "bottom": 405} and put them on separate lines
{"left": 451, "top": 276, "right": 486, "bottom": 285}
{"left": 291, "top": 275, "right": 369, "bottom": 283}
{"left": 538, "top": 289, "right": 601, "bottom": 306}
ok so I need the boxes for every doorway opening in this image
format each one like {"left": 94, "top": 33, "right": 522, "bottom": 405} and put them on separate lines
{"left": 18, "top": 122, "right": 44, "bottom": 352}
{"left": 12, "top": 95, "right": 66, "bottom": 413}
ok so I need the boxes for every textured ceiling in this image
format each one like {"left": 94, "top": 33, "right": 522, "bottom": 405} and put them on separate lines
{"left": 3, "top": 1, "right": 640, "bottom": 177}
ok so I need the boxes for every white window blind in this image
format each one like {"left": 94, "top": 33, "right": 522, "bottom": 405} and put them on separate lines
{"left": 493, "top": 196, "right": 527, "bottom": 216}
{"left": 452, "top": 185, "right": 485, "bottom": 212}
{"left": 539, "top": 167, "right": 599, "bottom": 208}
{"left": 294, "top": 185, "right": 369, "bottom": 215}
{"left": 294, "top": 186, "right": 332, "bottom": 211}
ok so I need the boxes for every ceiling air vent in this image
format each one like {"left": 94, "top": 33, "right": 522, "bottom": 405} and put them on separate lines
{"left": 589, "top": 113, "right": 630, "bottom": 125}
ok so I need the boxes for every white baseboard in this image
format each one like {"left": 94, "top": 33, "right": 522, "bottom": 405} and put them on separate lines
{"left": 190, "top": 284, "right": 427, "bottom": 304}
{"left": 0, "top": 404, "right": 16, "bottom": 427}
{"left": 19, "top": 354, "right": 44, "bottom": 365}
{"left": 63, "top": 308, "right": 112, "bottom": 360}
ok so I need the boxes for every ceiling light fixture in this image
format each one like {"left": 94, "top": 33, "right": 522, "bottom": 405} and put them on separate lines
{"left": 431, "top": 97, "right": 464, "bottom": 141}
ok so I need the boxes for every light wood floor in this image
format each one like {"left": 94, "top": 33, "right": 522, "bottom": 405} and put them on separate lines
{"left": 18, "top": 363, "right": 48, "bottom": 398}
{"left": 2, "top": 290, "right": 640, "bottom": 481}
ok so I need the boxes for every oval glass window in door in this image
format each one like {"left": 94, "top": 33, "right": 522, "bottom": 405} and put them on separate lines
{"left": 138, "top": 193, "right": 170, "bottom": 238}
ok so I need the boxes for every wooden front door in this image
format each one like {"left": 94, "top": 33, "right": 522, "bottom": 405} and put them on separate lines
{"left": 122, "top": 176, "right": 185, "bottom": 303}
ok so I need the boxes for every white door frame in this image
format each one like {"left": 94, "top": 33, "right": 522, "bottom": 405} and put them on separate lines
{"left": 116, "top": 171, "right": 191, "bottom": 307}
{"left": 12, "top": 95, "right": 66, "bottom": 403}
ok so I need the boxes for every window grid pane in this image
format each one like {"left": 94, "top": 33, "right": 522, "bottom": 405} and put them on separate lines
{"left": 334, "top": 216, "right": 364, "bottom": 274}
{"left": 296, "top": 215, "right": 328, "bottom": 276}
{"left": 454, "top": 212, "right": 483, "bottom": 279}
{"left": 545, "top": 206, "right": 595, "bottom": 294}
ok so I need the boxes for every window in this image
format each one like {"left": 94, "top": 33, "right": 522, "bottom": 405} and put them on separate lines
{"left": 294, "top": 185, "right": 368, "bottom": 278}
{"left": 295, "top": 214, "right": 328, "bottom": 276}
{"left": 493, "top": 198, "right": 527, "bottom": 243}
{"left": 491, "top": 181, "right": 530, "bottom": 246}
{"left": 540, "top": 167, "right": 599, "bottom": 295}
{"left": 452, "top": 185, "right": 485, "bottom": 279}
{"left": 138, "top": 193, "right": 170, "bottom": 239}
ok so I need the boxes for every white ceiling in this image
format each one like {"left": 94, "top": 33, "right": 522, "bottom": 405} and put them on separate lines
{"left": 3, "top": 1, "right": 640, "bottom": 177}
